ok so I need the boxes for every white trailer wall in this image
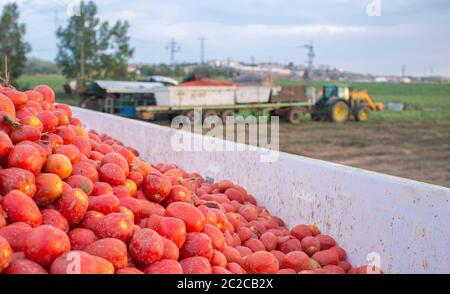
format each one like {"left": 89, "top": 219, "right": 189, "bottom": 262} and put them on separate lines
{"left": 154, "top": 86, "right": 275, "bottom": 106}
{"left": 235, "top": 86, "right": 273, "bottom": 104}
{"left": 72, "top": 107, "right": 450, "bottom": 274}
{"left": 154, "top": 86, "right": 236, "bottom": 106}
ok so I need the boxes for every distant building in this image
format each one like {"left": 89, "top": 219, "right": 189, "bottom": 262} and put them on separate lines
{"left": 208, "top": 59, "right": 293, "bottom": 77}
{"left": 127, "top": 66, "right": 139, "bottom": 75}
{"left": 375, "top": 77, "right": 388, "bottom": 83}
{"left": 400, "top": 77, "right": 412, "bottom": 84}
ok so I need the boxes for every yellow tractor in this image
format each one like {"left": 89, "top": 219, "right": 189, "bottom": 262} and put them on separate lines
{"left": 310, "top": 84, "right": 384, "bottom": 122}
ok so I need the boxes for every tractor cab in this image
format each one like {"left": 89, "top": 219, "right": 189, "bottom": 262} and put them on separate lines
{"left": 311, "top": 84, "right": 352, "bottom": 123}
{"left": 322, "top": 84, "right": 350, "bottom": 102}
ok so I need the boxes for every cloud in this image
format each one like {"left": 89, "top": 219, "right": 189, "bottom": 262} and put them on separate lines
{"left": 136, "top": 21, "right": 370, "bottom": 41}
{"left": 2, "top": 0, "right": 449, "bottom": 75}
{"left": 244, "top": 24, "right": 368, "bottom": 36}
{"left": 102, "top": 10, "right": 141, "bottom": 21}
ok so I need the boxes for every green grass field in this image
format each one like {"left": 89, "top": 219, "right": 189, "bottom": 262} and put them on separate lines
{"left": 276, "top": 79, "right": 450, "bottom": 122}
{"left": 16, "top": 74, "right": 74, "bottom": 105}
{"left": 16, "top": 74, "right": 67, "bottom": 93}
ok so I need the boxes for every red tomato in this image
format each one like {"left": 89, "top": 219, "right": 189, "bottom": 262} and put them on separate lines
{"left": 0, "top": 236, "right": 13, "bottom": 273}
{"left": 143, "top": 174, "right": 172, "bottom": 203}
{"left": 165, "top": 202, "right": 205, "bottom": 233}
{"left": 145, "top": 259, "right": 183, "bottom": 274}
{"left": 41, "top": 209, "right": 69, "bottom": 233}
{"left": 180, "top": 232, "right": 214, "bottom": 261}
{"left": 1, "top": 190, "right": 42, "bottom": 227}
{"left": 85, "top": 238, "right": 128, "bottom": 270}
{"left": 128, "top": 229, "right": 164, "bottom": 265}
{"left": 55, "top": 188, "right": 89, "bottom": 226}
{"left": 0, "top": 222, "right": 33, "bottom": 251}
{"left": 94, "top": 213, "right": 134, "bottom": 243}
{"left": 68, "top": 228, "right": 98, "bottom": 250}
{"left": 7, "top": 144, "right": 43, "bottom": 175}
{"left": 155, "top": 217, "right": 187, "bottom": 248}
{"left": 244, "top": 251, "right": 279, "bottom": 274}
{"left": 0, "top": 168, "right": 36, "bottom": 197}
{"left": 23, "top": 225, "right": 70, "bottom": 267}
{"left": 179, "top": 256, "right": 212, "bottom": 274}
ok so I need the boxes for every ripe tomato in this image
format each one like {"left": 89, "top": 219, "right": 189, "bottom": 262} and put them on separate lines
{"left": 165, "top": 202, "right": 205, "bottom": 233}
{"left": 23, "top": 225, "right": 70, "bottom": 267}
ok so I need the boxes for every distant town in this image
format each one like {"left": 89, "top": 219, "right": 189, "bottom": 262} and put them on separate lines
{"left": 132, "top": 59, "right": 450, "bottom": 84}
{"left": 26, "top": 56, "right": 450, "bottom": 84}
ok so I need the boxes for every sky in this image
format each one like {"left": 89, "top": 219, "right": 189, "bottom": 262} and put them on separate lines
{"left": 1, "top": 0, "right": 450, "bottom": 76}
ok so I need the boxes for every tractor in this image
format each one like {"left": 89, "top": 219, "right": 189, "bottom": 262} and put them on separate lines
{"left": 310, "top": 84, "right": 384, "bottom": 123}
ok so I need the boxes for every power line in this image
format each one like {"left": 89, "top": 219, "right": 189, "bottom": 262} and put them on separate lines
{"left": 165, "top": 38, "right": 181, "bottom": 66}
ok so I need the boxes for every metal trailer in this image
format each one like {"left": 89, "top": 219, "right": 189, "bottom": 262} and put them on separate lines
{"left": 72, "top": 107, "right": 450, "bottom": 274}
{"left": 135, "top": 101, "right": 312, "bottom": 124}
{"left": 66, "top": 80, "right": 165, "bottom": 117}
{"left": 68, "top": 80, "right": 315, "bottom": 124}
{"left": 135, "top": 85, "right": 315, "bottom": 124}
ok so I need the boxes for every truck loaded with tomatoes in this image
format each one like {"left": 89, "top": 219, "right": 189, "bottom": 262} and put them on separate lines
{"left": 0, "top": 85, "right": 381, "bottom": 274}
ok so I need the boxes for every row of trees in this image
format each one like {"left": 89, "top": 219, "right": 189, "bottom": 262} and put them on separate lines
{"left": 0, "top": 1, "right": 134, "bottom": 83}
{"left": 139, "top": 64, "right": 236, "bottom": 79}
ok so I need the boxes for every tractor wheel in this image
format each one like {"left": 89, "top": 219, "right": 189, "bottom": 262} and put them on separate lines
{"left": 221, "top": 110, "right": 236, "bottom": 122}
{"left": 354, "top": 105, "right": 371, "bottom": 122}
{"left": 286, "top": 108, "right": 303, "bottom": 124}
{"left": 329, "top": 101, "right": 350, "bottom": 123}
{"left": 184, "top": 110, "right": 202, "bottom": 125}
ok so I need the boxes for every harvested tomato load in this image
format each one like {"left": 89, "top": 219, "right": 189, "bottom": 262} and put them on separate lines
{"left": 0, "top": 85, "right": 383, "bottom": 275}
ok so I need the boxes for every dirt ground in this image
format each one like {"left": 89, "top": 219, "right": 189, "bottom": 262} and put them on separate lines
{"left": 160, "top": 119, "right": 450, "bottom": 188}
{"left": 278, "top": 120, "right": 450, "bottom": 188}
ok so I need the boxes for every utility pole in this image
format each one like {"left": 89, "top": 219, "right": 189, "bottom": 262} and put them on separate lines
{"left": 166, "top": 38, "right": 181, "bottom": 66}
{"left": 198, "top": 36, "right": 207, "bottom": 64}
{"left": 1, "top": 56, "right": 11, "bottom": 87}
{"left": 299, "top": 41, "right": 315, "bottom": 80}
{"left": 80, "top": 41, "right": 85, "bottom": 80}
{"left": 76, "top": 20, "right": 86, "bottom": 102}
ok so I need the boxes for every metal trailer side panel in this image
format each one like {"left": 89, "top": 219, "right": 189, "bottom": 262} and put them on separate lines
{"left": 155, "top": 86, "right": 236, "bottom": 107}
{"left": 94, "top": 80, "right": 163, "bottom": 94}
{"left": 72, "top": 107, "right": 450, "bottom": 274}
{"left": 235, "top": 86, "right": 273, "bottom": 104}
{"left": 271, "top": 85, "right": 307, "bottom": 103}
{"left": 153, "top": 87, "right": 172, "bottom": 106}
